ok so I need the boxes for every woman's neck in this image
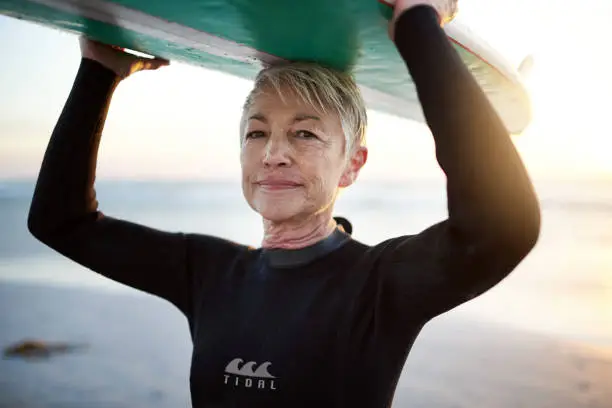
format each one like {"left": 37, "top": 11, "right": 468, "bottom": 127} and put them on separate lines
{"left": 261, "top": 212, "right": 337, "bottom": 249}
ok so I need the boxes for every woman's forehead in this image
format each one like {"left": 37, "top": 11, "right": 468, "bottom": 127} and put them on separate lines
{"left": 246, "top": 86, "right": 339, "bottom": 124}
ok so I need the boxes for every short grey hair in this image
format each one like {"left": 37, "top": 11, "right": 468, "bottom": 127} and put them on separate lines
{"left": 240, "top": 62, "right": 367, "bottom": 154}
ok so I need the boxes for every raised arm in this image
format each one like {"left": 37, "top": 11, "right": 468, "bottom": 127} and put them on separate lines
{"left": 27, "top": 39, "right": 238, "bottom": 318}
{"left": 379, "top": 3, "right": 541, "bottom": 322}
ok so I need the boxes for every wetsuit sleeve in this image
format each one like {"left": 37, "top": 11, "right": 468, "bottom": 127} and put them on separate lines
{"left": 27, "top": 58, "right": 229, "bottom": 318}
{"left": 379, "top": 6, "right": 541, "bottom": 323}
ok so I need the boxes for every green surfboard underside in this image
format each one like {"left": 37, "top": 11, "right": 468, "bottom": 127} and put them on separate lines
{"left": 0, "top": 0, "right": 531, "bottom": 133}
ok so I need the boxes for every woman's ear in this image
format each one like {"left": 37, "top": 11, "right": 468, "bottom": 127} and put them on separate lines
{"left": 339, "top": 146, "right": 368, "bottom": 188}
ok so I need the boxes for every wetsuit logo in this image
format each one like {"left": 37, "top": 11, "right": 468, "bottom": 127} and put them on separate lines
{"left": 224, "top": 358, "right": 277, "bottom": 390}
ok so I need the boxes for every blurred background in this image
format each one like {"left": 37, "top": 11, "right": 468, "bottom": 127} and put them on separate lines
{"left": 1, "top": 0, "right": 610, "bottom": 407}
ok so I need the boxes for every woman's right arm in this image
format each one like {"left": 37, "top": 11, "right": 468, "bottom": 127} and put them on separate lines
{"left": 28, "top": 44, "right": 224, "bottom": 318}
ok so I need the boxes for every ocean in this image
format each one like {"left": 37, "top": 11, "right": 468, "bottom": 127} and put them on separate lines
{"left": 1, "top": 178, "right": 611, "bottom": 407}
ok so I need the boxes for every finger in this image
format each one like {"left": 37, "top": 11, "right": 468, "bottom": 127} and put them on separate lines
{"left": 79, "top": 35, "right": 99, "bottom": 50}
{"left": 153, "top": 57, "right": 170, "bottom": 66}
{"left": 142, "top": 58, "right": 170, "bottom": 70}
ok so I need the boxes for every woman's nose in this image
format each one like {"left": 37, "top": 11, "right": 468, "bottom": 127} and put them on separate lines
{"left": 262, "top": 136, "right": 292, "bottom": 167}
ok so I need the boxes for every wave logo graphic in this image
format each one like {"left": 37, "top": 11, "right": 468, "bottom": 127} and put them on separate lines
{"left": 225, "top": 358, "right": 276, "bottom": 378}
{"left": 224, "top": 358, "right": 278, "bottom": 390}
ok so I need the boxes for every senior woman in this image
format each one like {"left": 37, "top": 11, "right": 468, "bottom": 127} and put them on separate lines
{"left": 27, "top": 0, "right": 540, "bottom": 406}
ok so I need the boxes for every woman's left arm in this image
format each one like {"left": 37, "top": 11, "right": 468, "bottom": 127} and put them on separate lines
{"left": 379, "top": 4, "right": 541, "bottom": 322}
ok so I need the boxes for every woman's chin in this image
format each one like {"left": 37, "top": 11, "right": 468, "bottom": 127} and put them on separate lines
{"left": 254, "top": 200, "right": 303, "bottom": 223}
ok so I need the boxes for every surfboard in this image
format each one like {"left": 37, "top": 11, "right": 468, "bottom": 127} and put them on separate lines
{"left": 0, "top": 0, "right": 532, "bottom": 134}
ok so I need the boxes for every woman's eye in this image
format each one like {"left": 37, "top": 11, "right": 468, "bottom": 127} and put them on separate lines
{"left": 294, "top": 130, "right": 318, "bottom": 139}
{"left": 245, "top": 131, "right": 265, "bottom": 139}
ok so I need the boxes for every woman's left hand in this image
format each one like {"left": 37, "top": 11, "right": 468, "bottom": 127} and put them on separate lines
{"left": 388, "top": 0, "right": 459, "bottom": 40}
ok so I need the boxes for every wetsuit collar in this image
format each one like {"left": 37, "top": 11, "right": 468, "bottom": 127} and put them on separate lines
{"left": 262, "top": 227, "right": 350, "bottom": 269}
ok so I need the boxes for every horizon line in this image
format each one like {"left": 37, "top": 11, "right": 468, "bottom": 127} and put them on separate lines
{"left": 1, "top": 175, "right": 611, "bottom": 185}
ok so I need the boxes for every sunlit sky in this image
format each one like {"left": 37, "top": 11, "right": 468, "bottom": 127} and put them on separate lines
{"left": 0, "top": 0, "right": 610, "bottom": 181}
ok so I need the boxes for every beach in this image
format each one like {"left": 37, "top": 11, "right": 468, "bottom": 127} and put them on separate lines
{"left": 1, "top": 282, "right": 611, "bottom": 408}
{"left": 1, "top": 179, "right": 611, "bottom": 407}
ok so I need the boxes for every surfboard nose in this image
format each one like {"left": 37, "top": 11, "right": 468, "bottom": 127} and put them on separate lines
{"left": 518, "top": 55, "right": 535, "bottom": 78}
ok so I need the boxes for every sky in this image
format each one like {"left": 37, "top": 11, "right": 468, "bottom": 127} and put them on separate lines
{"left": 0, "top": 0, "right": 610, "bottom": 182}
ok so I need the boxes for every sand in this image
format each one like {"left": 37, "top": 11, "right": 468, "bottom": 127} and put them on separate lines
{"left": 1, "top": 282, "right": 610, "bottom": 408}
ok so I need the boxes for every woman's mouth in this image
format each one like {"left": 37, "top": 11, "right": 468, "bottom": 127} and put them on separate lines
{"left": 256, "top": 179, "right": 302, "bottom": 191}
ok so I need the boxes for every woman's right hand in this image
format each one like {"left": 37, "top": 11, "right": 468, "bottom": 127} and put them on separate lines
{"left": 79, "top": 36, "right": 169, "bottom": 79}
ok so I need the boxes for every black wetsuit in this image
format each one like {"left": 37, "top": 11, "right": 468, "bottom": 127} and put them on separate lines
{"left": 27, "top": 6, "right": 540, "bottom": 408}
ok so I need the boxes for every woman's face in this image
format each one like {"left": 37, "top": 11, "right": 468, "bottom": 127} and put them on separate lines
{"left": 240, "top": 86, "right": 367, "bottom": 223}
